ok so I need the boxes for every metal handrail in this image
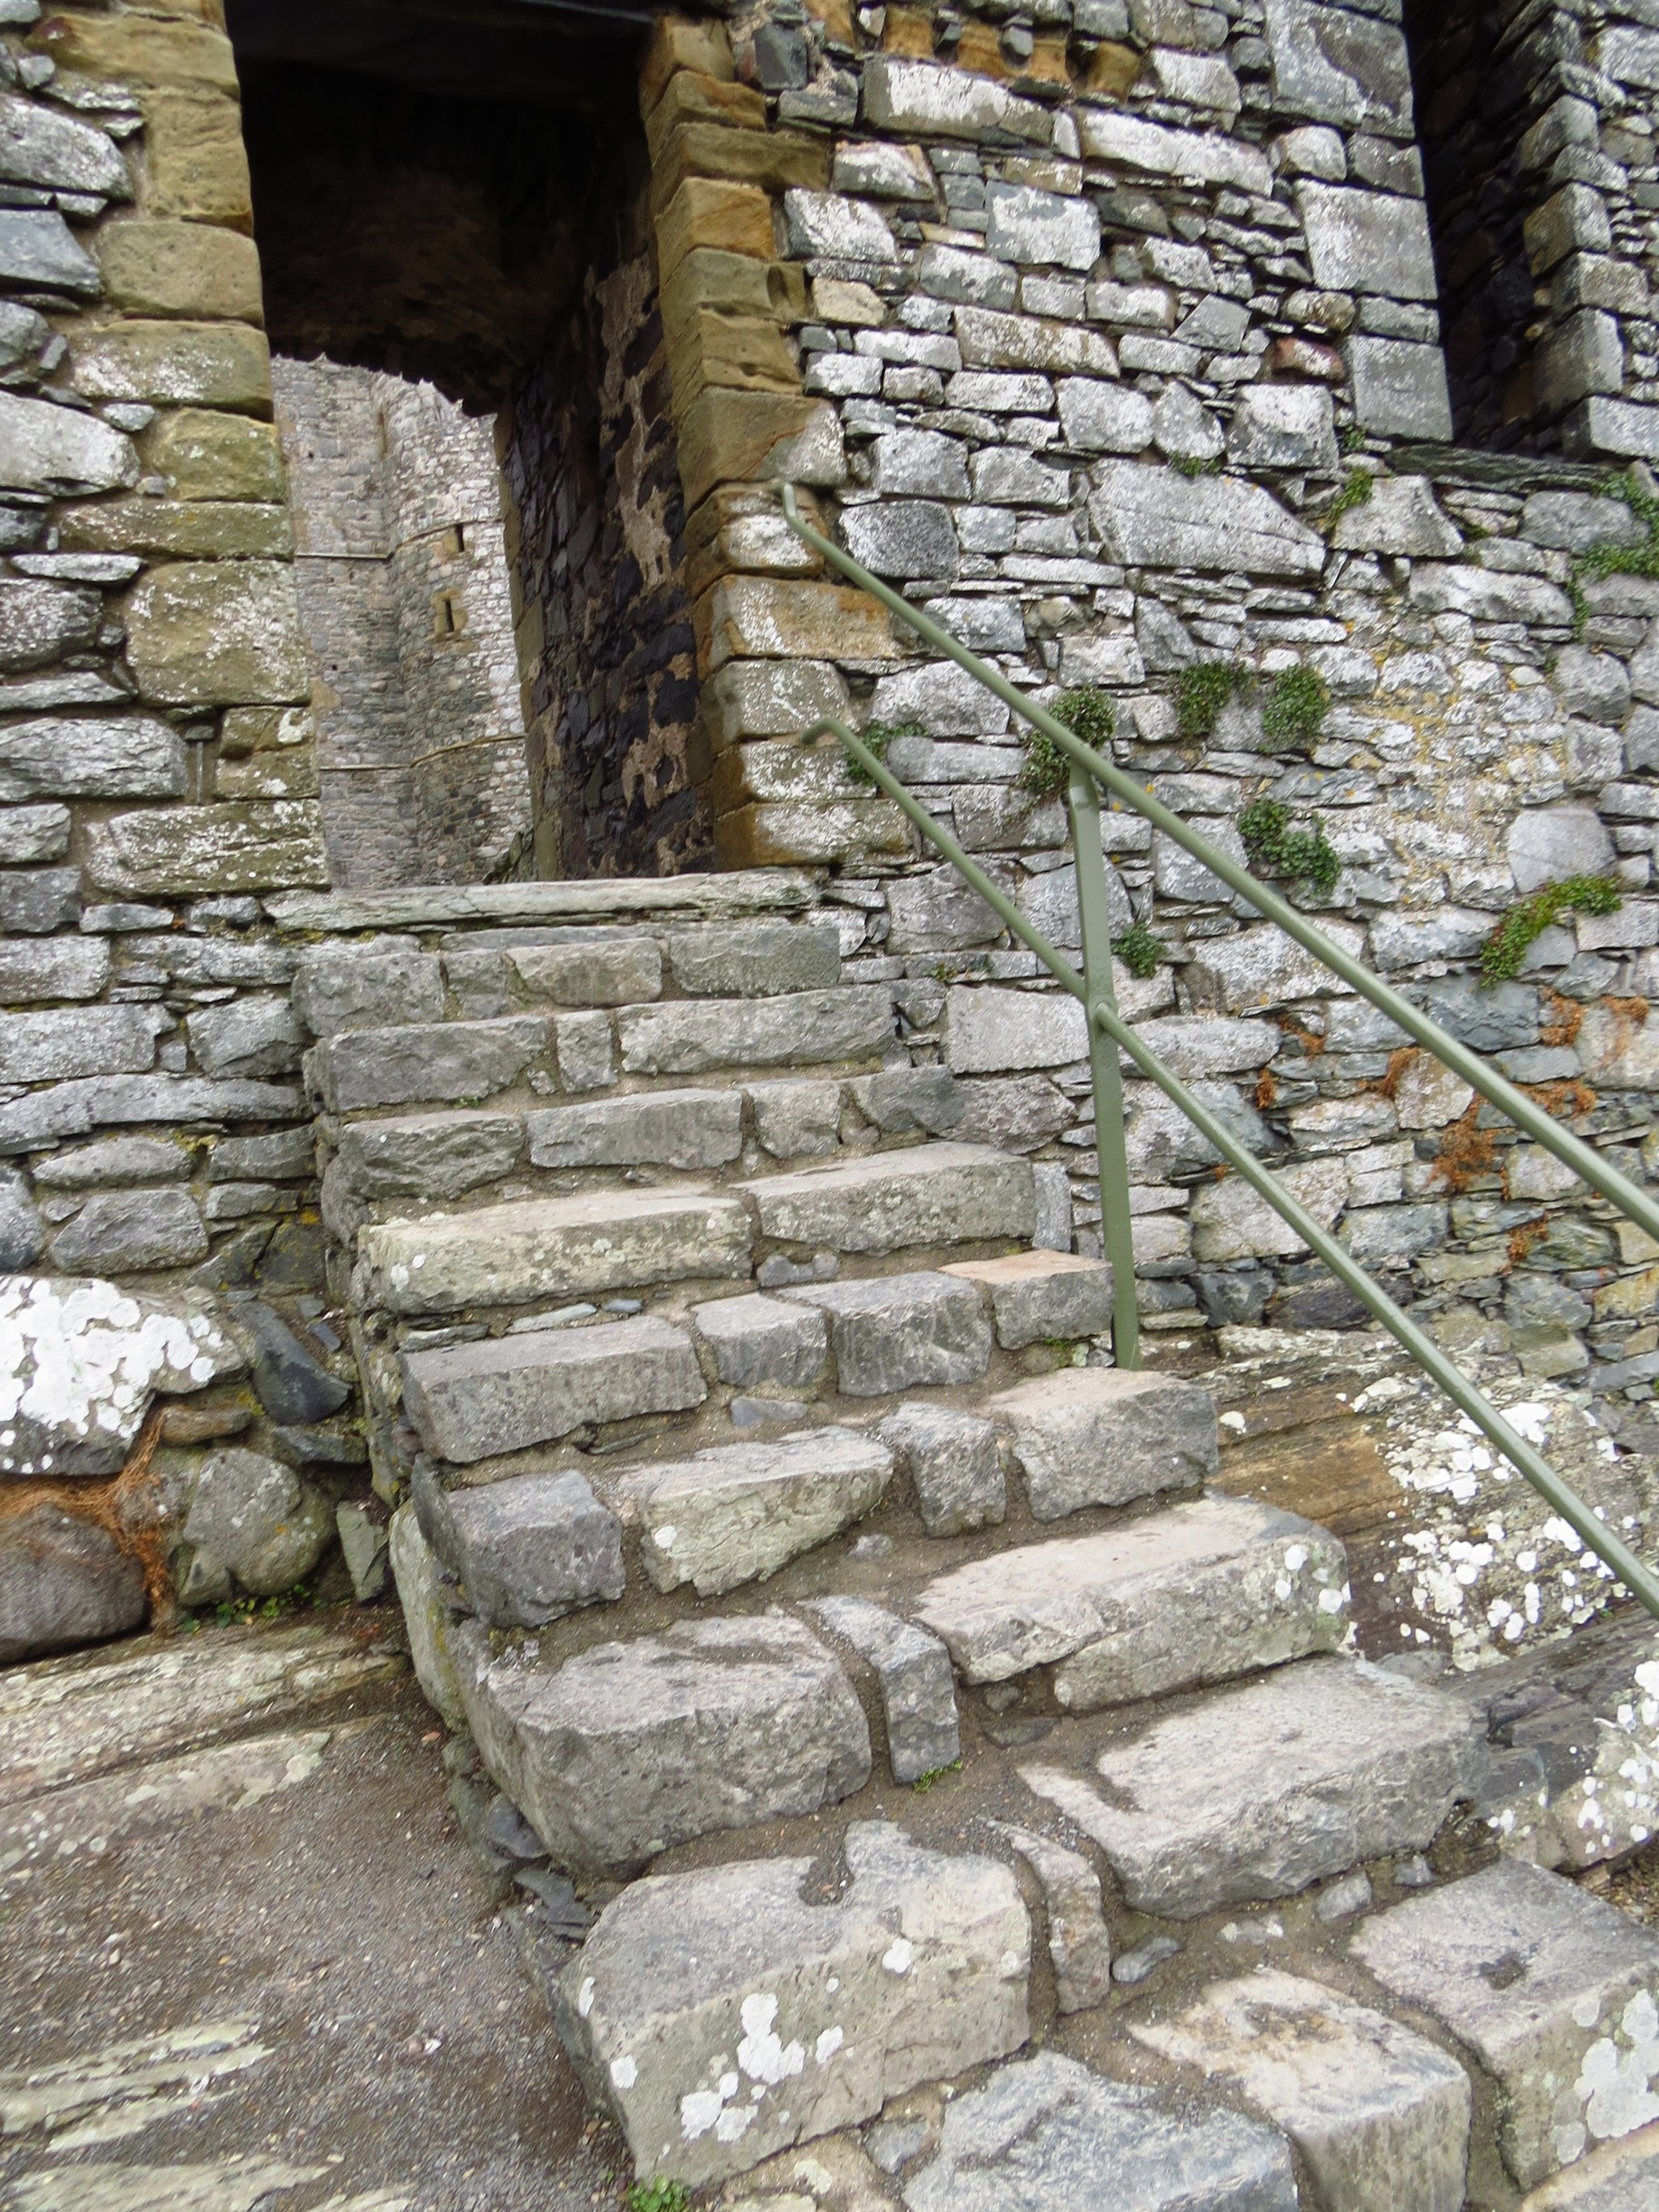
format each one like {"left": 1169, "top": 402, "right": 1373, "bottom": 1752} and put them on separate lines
{"left": 778, "top": 484, "right": 1659, "bottom": 1622}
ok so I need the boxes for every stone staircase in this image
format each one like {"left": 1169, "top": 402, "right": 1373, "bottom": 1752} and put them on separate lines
{"left": 289, "top": 886, "right": 1659, "bottom": 2210}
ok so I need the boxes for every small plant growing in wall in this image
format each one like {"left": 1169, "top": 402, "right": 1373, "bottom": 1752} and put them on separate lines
{"left": 628, "top": 2182, "right": 691, "bottom": 2212}
{"left": 1321, "top": 470, "right": 1374, "bottom": 535}
{"left": 1260, "top": 667, "right": 1330, "bottom": 750}
{"left": 1569, "top": 468, "right": 1659, "bottom": 634}
{"left": 1175, "top": 661, "right": 1249, "bottom": 742}
{"left": 1019, "top": 687, "right": 1114, "bottom": 798}
{"left": 847, "top": 716, "right": 920, "bottom": 786}
{"left": 1112, "top": 920, "right": 1164, "bottom": 978}
{"left": 1175, "top": 663, "right": 1330, "bottom": 752}
{"left": 1478, "top": 876, "right": 1623, "bottom": 986}
{"left": 1239, "top": 796, "right": 1341, "bottom": 901}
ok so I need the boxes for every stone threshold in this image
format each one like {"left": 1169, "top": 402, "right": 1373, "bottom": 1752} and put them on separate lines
{"left": 265, "top": 868, "right": 825, "bottom": 935}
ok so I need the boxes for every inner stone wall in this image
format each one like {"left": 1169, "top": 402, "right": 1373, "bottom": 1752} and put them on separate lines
{"left": 272, "top": 357, "right": 531, "bottom": 889}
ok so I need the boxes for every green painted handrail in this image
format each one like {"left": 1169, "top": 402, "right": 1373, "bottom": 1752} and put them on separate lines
{"left": 779, "top": 484, "right": 1659, "bottom": 1623}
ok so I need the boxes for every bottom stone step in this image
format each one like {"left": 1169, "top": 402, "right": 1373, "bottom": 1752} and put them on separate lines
{"left": 901, "top": 2049, "right": 1296, "bottom": 2212}
{"left": 1351, "top": 1857, "right": 1659, "bottom": 2193}
{"left": 1021, "top": 1656, "right": 1486, "bottom": 1918}
{"left": 1520, "top": 2121, "right": 1659, "bottom": 2210}
{"left": 557, "top": 1821, "right": 1030, "bottom": 2189}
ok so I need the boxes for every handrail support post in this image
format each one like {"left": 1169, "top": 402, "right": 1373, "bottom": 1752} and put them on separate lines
{"left": 1068, "top": 768, "right": 1141, "bottom": 1370}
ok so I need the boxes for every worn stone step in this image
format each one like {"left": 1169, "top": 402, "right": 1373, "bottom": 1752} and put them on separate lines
{"left": 334, "top": 1107, "right": 527, "bottom": 1200}
{"left": 412, "top": 1463, "right": 625, "bottom": 1631}
{"left": 691, "top": 1291, "right": 830, "bottom": 1391}
{"left": 912, "top": 1494, "right": 1349, "bottom": 1710}
{"left": 1021, "top": 1656, "right": 1486, "bottom": 1918}
{"left": 454, "top": 1611, "right": 872, "bottom": 1878}
{"left": 942, "top": 1248, "right": 1115, "bottom": 1349}
{"left": 902, "top": 2050, "right": 1297, "bottom": 2212}
{"left": 1520, "top": 2124, "right": 1659, "bottom": 2210}
{"left": 615, "top": 1426, "right": 893, "bottom": 1597}
{"left": 664, "top": 918, "right": 843, "bottom": 995}
{"left": 739, "top": 1140, "right": 1034, "bottom": 1255}
{"left": 308, "top": 1014, "right": 552, "bottom": 1114}
{"left": 1133, "top": 1969, "right": 1473, "bottom": 2212}
{"left": 1351, "top": 1857, "right": 1659, "bottom": 2193}
{"left": 356, "top": 1186, "right": 754, "bottom": 1317}
{"left": 403, "top": 1314, "right": 707, "bottom": 1464}
{"left": 805, "top": 1595, "right": 960, "bottom": 1784}
{"left": 553, "top": 1821, "right": 1030, "bottom": 2189}
{"left": 526, "top": 1087, "right": 744, "bottom": 1171}
{"left": 616, "top": 982, "right": 894, "bottom": 1076}
{"left": 783, "top": 1270, "right": 992, "bottom": 1395}
{"left": 989, "top": 1366, "right": 1218, "bottom": 1522}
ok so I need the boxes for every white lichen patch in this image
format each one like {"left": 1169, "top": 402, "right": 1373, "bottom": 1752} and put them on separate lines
{"left": 0, "top": 1275, "right": 239, "bottom": 1477}
{"left": 1564, "top": 1985, "right": 1659, "bottom": 2159}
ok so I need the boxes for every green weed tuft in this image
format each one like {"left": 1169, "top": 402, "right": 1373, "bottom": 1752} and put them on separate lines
{"left": 1260, "top": 666, "right": 1330, "bottom": 750}
{"left": 1112, "top": 921, "right": 1163, "bottom": 978}
{"left": 1175, "top": 661, "right": 1249, "bottom": 742}
{"left": 1479, "top": 876, "right": 1622, "bottom": 985}
{"left": 1239, "top": 795, "right": 1341, "bottom": 901}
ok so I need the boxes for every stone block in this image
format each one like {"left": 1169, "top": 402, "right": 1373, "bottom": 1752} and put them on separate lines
{"left": 0, "top": 803, "right": 69, "bottom": 863}
{"left": 179, "top": 1447, "right": 331, "bottom": 1599}
{"left": 945, "top": 986, "right": 1089, "bottom": 1073}
{"left": 70, "top": 321, "right": 272, "bottom": 410}
{"left": 807, "top": 1596, "right": 960, "bottom": 1782}
{"left": 1523, "top": 491, "right": 1644, "bottom": 554}
{"left": 1076, "top": 107, "right": 1273, "bottom": 194}
{"left": 864, "top": 53, "right": 1052, "bottom": 143}
{"left": 334, "top": 1110, "right": 523, "bottom": 1201}
{"left": 691, "top": 1290, "right": 829, "bottom": 1388}
{"left": 995, "top": 1826, "right": 1115, "bottom": 2014}
{"left": 0, "top": 578, "right": 98, "bottom": 669}
{"left": 312, "top": 1015, "right": 549, "bottom": 1114}
{"left": 0, "top": 1002, "right": 162, "bottom": 1084}
{"left": 667, "top": 919, "right": 839, "bottom": 995}
{"left": 1294, "top": 182, "right": 1437, "bottom": 301}
{"left": 953, "top": 305, "right": 1117, "bottom": 377}
{"left": 0, "top": 935, "right": 109, "bottom": 1002}
{"left": 96, "top": 218, "right": 262, "bottom": 322}
{"left": 1346, "top": 336, "right": 1454, "bottom": 440}
{"left": 676, "top": 389, "right": 844, "bottom": 512}
{"left": 943, "top": 1250, "right": 1115, "bottom": 1347}
{"left": 904, "top": 2052, "right": 1294, "bottom": 2212}
{"left": 868, "top": 425, "right": 970, "bottom": 498}
{"left": 783, "top": 1271, "right": 992, "bottom": 1395}
{"left": 0, "top": 1502, "right": 147, "bottom": 1666}
{"left": 841, "top": 497, "right": 958, "bottom": 581}
{"left": 387, "top": 1506, "right": 467, "bottom": 1730}
{"left": 748, "top": 1076, "right": 842, "bottom": 1157}
{"left": 1537, "top": 312, "right": 1623, "bottom": 417}
{"left": 740, "top": 1140, "right": 1034, "bottom": 1255}
{"left": 91, "top": 801, "right": 323, "bottom": 901}
{"left": 527, "top": 1088, "right": 744, "bottom": 1171}
{"left": 919, "top": 241, "right": 1019, "bottom": 309}
{"left": 124, "top": 560, "right": 308, "bottom": 705}
{"left": 1520, "top": 2127, "right": 1659, "bottom": 2209}
{"left": 1228, "top": 383, "right": 1338, "bottom": 471}
{"left": 1023, "top": 1656, "right": 1484, "bottom": 1917}
{"left": 697, "top": 572, "right": 890, "bottom": 670}
{"left": 871, "top": 658, "right": 1009, "bottom": 735}
{"left": 1190, "top": 1157, "right": 1349, "bottom": 1263}
{"left": 1563, "top": 397, "right": 1659, "bottom": 463}
{"left": 356, "top": 1187, "right": 753, "bottom": 1318}
{"left": 699, "top": 656, "right": 850, "bottom": 748}
{"left": 1333, "top": 475, "right": 1463, "bottom": 556}
{"left": 621, "top": 1426, "right": 892, "bottom": 1596}
{"left": 0, "top": 866, "right": 79, "bottom": 936}
{"left": 507, "top": 939, "right": 662, "bottom": 1006}
{"left": 0, "top": 88, "right": 130, "bottom": 198}
{"left": 1526, "top": 185, "right": 1614, "bottom": 275}
{"left": 554, "top": 1010, "right": 614, "bottom": 1091}
{"left": 414, "top": 1465, "right": 625, "bottom": 1629}
{"left": 783, "top": 186, "right": 897, "bottom": 264}
{"left": 466, "top": 1612, "right": 871, "bottom": 1877}
{"left": 291, "top": 944, "right": 444, "bottom": 1038}
{"left": 403, "top": 1315, "right": 706, "bottom": 1465}
{"left": 61, "top": 496, "right": 291, "bottom": 560}
{"left": 1134, "top": 1971, "right": 1471, "bottom": 2212}
{"left": 880, "top": 1401, "right": 1004, "bottom": 1535}
{"left": 992, "top": 1366, "right": 1216, "bottom": 1521}
{"left": 52, "top": 1187, "right": 207, "bottom": 1272}
{"left": 186, "top": 995, "right": 301, "bottom": 1079}
{"left": 616, "top": 985, "right": 893, "bottom": 1075}
{"left": 1089, "top": 459, "right": 1326, "bottom": 577}
{"left": 1264, "top": 0, "right": 1415, "bottom": 132}
{"left": 0, "top": 207, "right": 96, "bottom": 294}
{"left": 986, "top": 181, "right": 1100, "bottom": 271}
{"left": 0, "top": 714, "right": 185, "bottom": 802}
{"left": 916, "top": 1494, "right": 1346, "bottom": 1706}
{"left": 1353, "top": 1860, "right": 1659, "bottom": 2190}
{"left": 1056, "top": 375, "right": 1155, "bottom": 454}
{"left": 141, "top": 407, "right": 284, "bottom": 502}
{"left": 142, "top": 88, "right": 252, "bottom": 226}
{"left": 0, "top": 390, "right": 137, "bottom": 497}
{"left": 1510, "top": 808, "right": 1618, "bottom": 894}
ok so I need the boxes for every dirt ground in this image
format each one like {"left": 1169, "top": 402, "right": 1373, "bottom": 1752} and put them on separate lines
{"left": 0, "top": 1622, "right": 624, "bottom": 2212}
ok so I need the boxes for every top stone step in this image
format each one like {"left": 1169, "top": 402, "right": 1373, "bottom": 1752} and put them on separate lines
{"left": 739, "top": 1142, "right": 1036, "bottom": 1255}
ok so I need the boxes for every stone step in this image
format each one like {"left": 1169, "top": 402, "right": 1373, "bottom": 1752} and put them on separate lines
{"left": 804, "top": 1595, "right": 960, "bottom": 1784}
{"left": 1350, "top": 1857, "right": 1659, "bottom": 2193}
{"left": 454, "top": 1611, "right": 872, "bottom": 1879}
{"left": 412, "top": 1464, "right": 625, "bottom": 1631}
{"left": 553, "top": 1821, "right": 1030, "bottom": 2189}
{"left": 738, "top": 1140, "right": 1035, "bottom": 1256}
{"left": 335, "top": 1107, "right": 527, "bottom": 1200}
{"left": 1132, "top": 1969, "right": 1473, "bottom": 2212}
{"left": 942, "top": 1248, "right": 1115, "bottom": 1349}
{"left": 356, "top": 1185, "right": 754, "bottom": 1317}
{"left": 781, "top": 1271, "right": 993, "bottom": 1396}
{"left": 525, "top": 1087, "right": 744, "bottom": 1171}
{"left": 1520, "top": 2125, "right": 1659, "bottom": 2210}
{"left": 402, "top": 1313, "right": 707, "bottom": 1465}
{"left": 902, "top": 2051, "right": 1297, "bottom": 2212}
{"left": 616, "top": 982, "right": 894, "bottom": 1076}
{"left": 912, "top": 1494, "right": 1349, "bottom": 1711}
{"left": 1020, "top": 1656, "right": 1486, "bottom": 1918}
{"left": 988, "top": 1365, "right": 1218, "bottom": 1522}
{"left": 614, "top": 1426, "right": 893, "bottom": 1598}
{"left": 308, "top": 1014, "right": 553, "bottom": 1114}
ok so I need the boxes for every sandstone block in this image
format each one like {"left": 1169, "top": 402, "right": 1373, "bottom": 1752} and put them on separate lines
{"left": 403, "top": 1315, "right": 706, "bottom": 1465}
{"left": 655, "top": 178, "right": 775, "bottom": 284}
{"left": 991, "top": 1366, "right": 1216, "bottom": 1522}
{"left": 356, "top": 1187, "right": 753, "bottom": 1317}
{"left": 916, "top": 1494, "right": 1346, "bottom": 1705}
{"left": 527, "top": 1088, "right": 744, "bottom": 1171}
{"left": 141, "top": 407, "right": 284, "bottom": 501}
{"left": 414, "top": 1464, "right": 625, "bottom": 1629}
{"left": 740, "top": 1140, "right": 1034, "bottom": 1255}
{"left": 141, "top": 89, "right": 252, "bottom": 226}
{"left": 557, "top": 1821, "right": 1027, "bottom": 2186}
{"left": 784, "top": 1271, "right": 992, "bottom": 1395}
{"left": 28, "top": 11, "right": 238, "bottom": 91}
{"left": 943, "top": 1250, "right": 1115, "bottom": 1347}
{"left": 62, "top": 496, "right": 291, "bottom": 560}
{"left": 806, "top": 1596, "right": 960, "bottom": 1782}
{"left": 1023, "top": 1657, "right": 1485, "bottom": 1917}
{"left": 616, "top": 985, "right": 893, "bottom": 1076}
{"left": 620, "top": 1426, "right": 892, "bottom": 1596}
{"left": 96, "top": 219, "right": 263, "bottom": 322}
{"left": 691, "top": 1291, "right": 829, "bottom": 1389}
{"left": 464, "top": 1612, "right": 871, "bottom": 1877}
{"left": 697, "top": 573, "right": 892, "bottom": 670}
{"left": 125, "top": 560, "right": 308, "bottom": 705}
{"left": 677, "top": 387, "right": 845, "bottom": 511}
{"left": 880, "top": 1401, "right": 1005, "bottom": 1535}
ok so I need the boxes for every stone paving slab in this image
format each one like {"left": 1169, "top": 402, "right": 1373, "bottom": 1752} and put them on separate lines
{"left": 1351, "top": 1859, "right": 1659, "bottom": 2190}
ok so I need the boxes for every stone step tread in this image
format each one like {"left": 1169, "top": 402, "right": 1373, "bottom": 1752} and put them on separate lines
{"left": 356, "top": 1143, "right": 1035, "bottom": 1316}
{"left": 911, "top": 1491, "right": 1348, "bottom": 1710}
{"left": 1019, "top": 1656, "right": 1486, "bottom": 1919}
